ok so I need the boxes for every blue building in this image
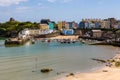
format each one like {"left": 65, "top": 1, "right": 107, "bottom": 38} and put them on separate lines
{"left": 68, "top": 22, "right": 73, "bottom": 29}
{"left": 62, "top": 29, "right": 74, "bottom": 35}
{"left": 48, "top": 22, "right": 54, "bottom": 30}
{"left": 79, "top": 22, "right": 85, "bottom": 29}
{"left": 85, "top": 22, "right": 90, "bottom": 28}
{"left": 95, "top": 22, "right": 101, "bottom": 28}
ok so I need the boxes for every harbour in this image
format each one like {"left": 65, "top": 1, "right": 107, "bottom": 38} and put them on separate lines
{"left": 0, "top": 40, "right": 117, "bottom": 80}
{"left": 0, "top": 0, "right": 120, "bottom": 80}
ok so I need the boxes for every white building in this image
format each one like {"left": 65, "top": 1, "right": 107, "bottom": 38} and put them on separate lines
{"left": 18, "top": 28, "right": 30, "bottom": 39}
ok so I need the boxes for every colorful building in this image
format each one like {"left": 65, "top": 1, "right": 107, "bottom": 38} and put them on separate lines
{"left": 62, "top": 21, "right": 66, "bottom": 28}
{"left": 108, "top": 18, "right": 116, "bottom": 29}
{"left": 116, "top": 21, "right": 120, "bottom": 29}
{"left": 95, "top": 22, "right": 101, "bottom": 28}
{"left": 73, "top": 22, "right": 78, "bottom": 29}
{"left": 104, "top": 20, "right": 110, "bottom": 29}
{"left": 79, "top": 18, "right": 112, "bottom": 29}
{"left": 48, "top": 22, "right": 54, "bottom": 30}
{"left": 40, "top": 24, "right": 49, "bottom": 30}
{"left": 62, "top": 29, "right": 74, "bottom": 35}
{"left": 65, "top": 22, "right": 69, "bottom": 29}
{"left": 68, "top": 22, "right": 73, "bottom": 29}
{"left": 58, "top": 21, "right": 62, "bottom": 30}
{"left": 79, "top": 21, "right": 85, "bottom": 29}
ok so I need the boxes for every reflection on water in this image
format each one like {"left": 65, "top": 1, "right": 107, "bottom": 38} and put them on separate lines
{"left": 0, "top": 40, "right": 4, "bottom": 47}
{"left": 0, "top": 40, "right": 117, "bottom": 80}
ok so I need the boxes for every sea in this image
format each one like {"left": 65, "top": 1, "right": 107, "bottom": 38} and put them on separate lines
{"left": 0, "top": 40, "right": 117, "bottom": 80}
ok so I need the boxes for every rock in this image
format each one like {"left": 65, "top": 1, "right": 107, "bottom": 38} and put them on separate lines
{"left": 32, "top": 70, "right": 36, "bottom": 72}
{"left": 57, "top": 71, "right": 65, "bottom": 75}
{"left": 69, "top": 73, "right": 74, "bottom": 76}
{"left": 57, "top": 72, "right": 60, "bottom": 75}
{"left": 103, "top": 70, "right": 108, "bottom": 72}
{"left": 92, "top": 58, "right": 106, "bottom": 63}
{"left": 41, "top": 68, "right": 53, "bottom": 73}
{"left": 66, "top": 73, "right": 74, "bottom": 77}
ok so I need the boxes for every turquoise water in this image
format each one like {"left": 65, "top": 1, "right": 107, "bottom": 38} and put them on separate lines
{"left": 0, "top": 40, "right": 117, "bottom": 80}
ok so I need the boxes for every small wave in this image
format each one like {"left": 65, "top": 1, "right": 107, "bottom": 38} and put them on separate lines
{"left": 90, "top": 65, "right": 104, "bottom": 71}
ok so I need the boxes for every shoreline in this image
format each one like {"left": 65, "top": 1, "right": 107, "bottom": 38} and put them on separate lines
{"left": 49, "top": 35, "right": 79, "bottom": 40}
{"left": 58, "top": 47, "right": 120, "bottom": 80}
{"left": 58, "top": 67, "right": 120, "bottom": 80}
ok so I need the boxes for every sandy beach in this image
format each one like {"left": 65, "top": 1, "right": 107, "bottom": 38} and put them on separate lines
{"left": 59, "top": 67, "right": 120, "bottom": 80}
{"left": 49, "top": 35, "right": 79, "bottom": 40}
{"left": 59, "top": 49, "right": 120, "bottom": 80}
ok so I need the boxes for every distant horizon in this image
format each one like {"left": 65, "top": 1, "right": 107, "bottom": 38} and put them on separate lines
{"left": 0, "top": 0, "right": 120, "bottom": 23}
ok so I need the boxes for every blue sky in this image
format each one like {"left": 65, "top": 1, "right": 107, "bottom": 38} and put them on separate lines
{"left": 0, "top": 0, "right": 120, "bottom": 22}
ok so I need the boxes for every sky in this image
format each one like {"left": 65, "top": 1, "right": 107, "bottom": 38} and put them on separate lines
{"left": 0, "top": 0, "right": 120, "bottom": 22}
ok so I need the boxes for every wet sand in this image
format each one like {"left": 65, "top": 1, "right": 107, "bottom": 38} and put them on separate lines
{"left": 58, "top": 67, "right": 120, "bottom": 80}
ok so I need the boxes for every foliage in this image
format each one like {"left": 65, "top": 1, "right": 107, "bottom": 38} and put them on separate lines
{"left": 0, "top": 19, "right": 40, "bottom": 37}
{"left": 115, "top": 61, "right": 120, "bottom": 67}
{"left": 54, "top": 23, "right": 58, "bottom": 30}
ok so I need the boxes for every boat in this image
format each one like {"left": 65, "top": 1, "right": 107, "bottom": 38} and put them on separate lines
{"left": 31, "top": 39, "right": 35, "bottom": 44}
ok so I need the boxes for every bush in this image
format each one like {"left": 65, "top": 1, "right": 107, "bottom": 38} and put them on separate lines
{"left": 115, "top": 61, "right": 120, "bottom": 67}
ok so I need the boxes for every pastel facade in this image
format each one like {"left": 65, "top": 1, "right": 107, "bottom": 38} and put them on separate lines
{"left": 108, "top": 18, "right": 116, "bottom": 29}
{"left": 40, "top": 24, "right": 49, "bottom": 30}
{"left": 65, "top": 22, "right": 69, "bottom": 29}
{"left": 104, "top": 20, "right": 110, "bottom": 29}
{"left": 48, "top": 22, "right": 54, "bottom": 30}
{"left": 79, "top": 18, "right": 113, "bottom": 29}
{"left": 62, "top": 29, "right": 74, "bottom": 35}
{"left": 116, "top": 21, "right": 120, "bottom": 29}
{"left": 57, "top": 21, "right": 78, "bottom": 30}
{"left": 29, "top": 29, "right": 41, "bottom": 35}
{"left": 58, "top": 21, "right": 62, "bottom": 30}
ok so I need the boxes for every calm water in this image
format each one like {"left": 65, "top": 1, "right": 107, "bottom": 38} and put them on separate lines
{"left": 0, "top": 40, "right": 117, "bottom": 80}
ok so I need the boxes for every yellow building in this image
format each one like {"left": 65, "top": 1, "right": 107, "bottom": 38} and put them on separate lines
{"left": 29, "top": 29, "right": 42, "bottom": 36}
{"left": 40, "top": 24, "right": 49, "bottom": 30}
{"left": 57, "top": 21, "right": 62, "bottom": 30}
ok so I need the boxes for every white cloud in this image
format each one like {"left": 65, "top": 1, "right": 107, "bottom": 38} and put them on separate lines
{"left": 0, "top": 0, "right": 28, "bottom": 7}
{"left": 37, "top": 3, "right": 46, "bottom": 9}
{"left": 63, "top": 0, "right": 72, "bottom": 3}
{"left": 0, "top": 6, "right": 30, "bottom": 16}
{"left": 16, "top": 6, "right": 29, "bottom": 11}
{"left": 47, "top": 0, "right": 56, "bottom": 3}
{"left": 47, "top": 0, "right": 73, "bottom": 3}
